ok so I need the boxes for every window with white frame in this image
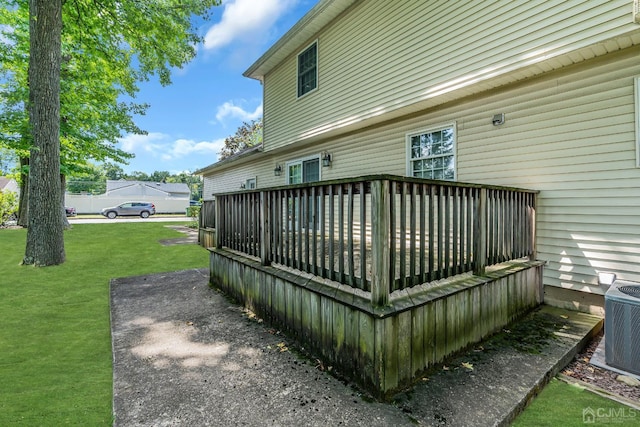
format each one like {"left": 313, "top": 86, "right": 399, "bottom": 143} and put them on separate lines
{"left": 286, "top": 155, "right": 320, "bottom": 184}
{"left": 245, "top": 178, "right": 256, "bottom": 189}
{"left": 297, "top": 42, "right": 317, "bottom": 98}
{"left": 407, "top": 124, "right": 456, "bottom": 180}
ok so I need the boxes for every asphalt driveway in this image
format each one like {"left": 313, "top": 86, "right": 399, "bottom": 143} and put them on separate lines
{"left": 110, "top": 268, "right": 412, "bottom": 426}
{"left": 110, "top": 268, "right": 602, "bottom": 426}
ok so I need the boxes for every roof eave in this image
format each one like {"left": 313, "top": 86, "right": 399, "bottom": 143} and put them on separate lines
{"left": 243, "top": 0, "right": 358, "bottom": 81}
{"left": 195, "top": 145, "right": 264, "bottom": 176}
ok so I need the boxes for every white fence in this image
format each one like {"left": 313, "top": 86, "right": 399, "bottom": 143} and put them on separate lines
{"left": 65, "top": 194, "right": 189, "bottom": 214}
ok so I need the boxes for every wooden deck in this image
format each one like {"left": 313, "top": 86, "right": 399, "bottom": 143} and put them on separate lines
{"left": 202, "top": 174, "right": 542, "bottom": 396}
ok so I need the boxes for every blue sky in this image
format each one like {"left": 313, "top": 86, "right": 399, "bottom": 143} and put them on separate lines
{"left": 116, "top": 0, "right": 317, "bottom": 175}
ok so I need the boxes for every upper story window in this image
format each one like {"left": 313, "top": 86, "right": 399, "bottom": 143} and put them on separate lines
{"left": 297, "top": 42, "right": 317, "bottom": 98}
{"left": 407, "top": 124, "right": 456, "bottom": 180}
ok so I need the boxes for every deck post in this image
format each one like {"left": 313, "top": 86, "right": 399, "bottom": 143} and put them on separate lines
{"left": 260, "top": 191, "right": 271, "bottom": 266}
{"left": 528, "top": 193, "right": 537, "bottom": 261}
{"left": 371, "top": 179, "right": 390, "bottom": 307}
{"left": 215, "top": 196, "right": 223, "bottom": 248}
{"left": 473, "top": 188, "right": 487, "bottom": 276}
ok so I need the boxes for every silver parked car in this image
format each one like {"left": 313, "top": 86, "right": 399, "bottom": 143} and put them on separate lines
{"left": 101, "top": 202, "right": 156, "bottom": 219}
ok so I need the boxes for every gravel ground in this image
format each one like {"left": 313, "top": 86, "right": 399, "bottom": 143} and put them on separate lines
{"left": 561, "top": 331, "right": 640, "bottom": 402}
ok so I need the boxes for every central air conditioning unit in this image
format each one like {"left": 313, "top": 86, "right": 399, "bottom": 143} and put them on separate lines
{"left": 605, "top": 281, "right": 640, "bottom": 376}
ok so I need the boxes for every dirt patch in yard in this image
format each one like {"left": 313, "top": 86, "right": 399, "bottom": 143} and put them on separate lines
{"left": 158, "top": 226, "right": 198, "bottom": 246}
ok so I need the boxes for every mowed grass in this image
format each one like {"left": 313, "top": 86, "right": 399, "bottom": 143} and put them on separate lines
{"left": 512, "top": 378, "right": 637, "bottom": 426}
{"left": 0, "top": 223, "right": 208, "bottom": 426}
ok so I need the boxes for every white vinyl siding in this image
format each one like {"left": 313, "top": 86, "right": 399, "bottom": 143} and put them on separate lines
{"left": 263, "top": 0, "right": 640, "bottom": 151}
{"left": 636, "top": 76, "right": 640, "bottom": 167}
{"left": 205, "top": 46, "right": 640, "bottom": 295}
{"left": 454, "top": 50, "right": 640, "bottom": 293}
{"left": 203, "top": 161, "right": 272, "bottom": 197}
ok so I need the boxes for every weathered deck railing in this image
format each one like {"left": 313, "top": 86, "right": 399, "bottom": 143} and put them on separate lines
{"left": 209, "top": 175, "right": 537, "bottom": 306}
{"left": 200, "top": 200, "right": 216, "bottom": 229}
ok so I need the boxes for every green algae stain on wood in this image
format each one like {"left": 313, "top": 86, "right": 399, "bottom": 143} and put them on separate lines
{"left": 411, "top": 306, "right": 425, "bottom": 377}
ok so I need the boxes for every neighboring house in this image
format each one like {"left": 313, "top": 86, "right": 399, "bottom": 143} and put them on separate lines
{"left": 198, "top": 0, "right": 640, "bottom": 316}
{"left": 0, "top": 176, "right": 19, "bottom": 195}
{"left": 65, "top": 180, "right": 190, "bottom": 214}
{"left": 105, "top": 180, "right": 190, "bottom": 199}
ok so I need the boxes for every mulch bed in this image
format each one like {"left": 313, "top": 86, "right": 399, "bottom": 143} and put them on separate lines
{"left": 561, "top": 330, "right": 640, "bottom": 402}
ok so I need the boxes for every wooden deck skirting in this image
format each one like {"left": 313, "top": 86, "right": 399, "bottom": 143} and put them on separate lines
{"left": 208, "top": 247, "right": 544, "bottom": 397}
{"left": 198, "top": 227, "right": 216, "bottom": 248}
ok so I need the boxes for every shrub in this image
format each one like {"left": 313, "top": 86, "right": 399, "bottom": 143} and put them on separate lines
{"left": 186, "top": 205, "right": 200, "bottom": 228}
{"left": 0, "top": 190, "right": 18, "bottom": 225}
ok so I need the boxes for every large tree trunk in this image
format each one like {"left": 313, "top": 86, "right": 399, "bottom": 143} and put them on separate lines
{"left": 23, "top": 0, "right": 65, "bottom": 266}
{"left": 17, "top": 155, "right": 29, "bottom": 227}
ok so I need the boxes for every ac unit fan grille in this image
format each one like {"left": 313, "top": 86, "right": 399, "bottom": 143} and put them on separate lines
{"left": 618, "top": 285, "right": 640, "bottom": 299}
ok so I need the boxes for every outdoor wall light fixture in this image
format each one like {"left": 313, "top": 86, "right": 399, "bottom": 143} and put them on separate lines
{"left": 597, "top": 272, "right": 617, "bottom": 286}
{"left": 492, "top": 113, "right": 505, "bottom": 126}
{"left": 322, "top": 152, "right": 332, "bottom": 167}
{"left": 240, "top": 183, "right": 246, "bottom": 189}
{"left": 274, "top": 164, "right": 283, "bottom": 176}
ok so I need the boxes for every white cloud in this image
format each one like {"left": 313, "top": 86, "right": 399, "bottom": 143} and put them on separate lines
{"left": 203, "top": 0, "right": 297, "bottom": 51}
{"left": 215, "top": 101, "right": 263, "bottom": 123}
{"left": 119, "top": 133, "right": 224, "bottom": 161}
{"left": 119, "top": 132, "right": 168, "bottom": 153}
{"left": 169, "top": 138, "right": 225, "bottom": 158}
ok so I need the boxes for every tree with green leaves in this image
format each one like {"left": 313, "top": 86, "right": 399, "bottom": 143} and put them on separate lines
{"left": 65, "top": 164, "right": 106, "bottom": 195}
{"left": 150, "top": 171, "right": 171, "bottom": 183}
{"left": 101, "top": 162, "right": 126, "bottom": 181}
{"left": 166, "top": 171, "right": 203, "bottom": 200}
{"left": 1, "top": 1, "right": 138, "bottom": 226}
{"left": 218, "top": 118, "right": 263, "bottom": 160}
{"left": 0, "top": 0, "right": 220, "bottom": 265}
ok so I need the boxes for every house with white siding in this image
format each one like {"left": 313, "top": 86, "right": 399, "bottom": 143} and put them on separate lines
{"left": 0, "top": 176, "right": 19, "bottom": 195}
{"left": 65, "top": 180, "right": 190, "bottom": 214}
{"left": 198, "top": 0, "right": 640, "bottom": 317}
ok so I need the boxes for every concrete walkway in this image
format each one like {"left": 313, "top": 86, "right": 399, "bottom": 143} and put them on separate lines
{"left": 110, "top": 268, "right": 602, "bottom": 426}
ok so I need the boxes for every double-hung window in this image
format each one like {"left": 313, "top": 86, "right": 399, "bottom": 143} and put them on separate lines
{"left": 297, "top": 42, "right": 317, "bottom": 98}
{"left": 407, "top": 124, "right": 456, "bottom": 180}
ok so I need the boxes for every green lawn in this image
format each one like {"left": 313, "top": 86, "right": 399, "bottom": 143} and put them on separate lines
{"left": 0, "top": 223, "right": 208, "bottom": 426}
{"left": 512, "top": 378, "right": 637, "bottom": 426}
{"left": 1, "top": 223, "right": 633, "bottom": 426}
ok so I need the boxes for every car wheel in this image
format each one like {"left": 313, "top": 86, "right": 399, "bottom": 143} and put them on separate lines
{"left": 107, "top": 211, "right": 117, "bottom": 219}
{"left": 140, "top": 211, "right": 149, "bottom": 218}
